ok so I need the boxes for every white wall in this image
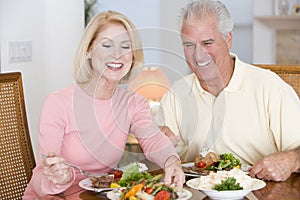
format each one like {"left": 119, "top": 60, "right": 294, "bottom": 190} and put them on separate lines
{"left": 0, "top": 0, "right": 84, "bottom": 158}
{"left": 0, "top": 0, "right": 254, "bottom": 158}
{"left": 222, "top": 0, "right": 253, "bottom": 63}
{"left": 253, "top": 0, "right": 276, "bottom": 63}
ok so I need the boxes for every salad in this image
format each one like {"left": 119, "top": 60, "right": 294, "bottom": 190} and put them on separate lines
{"left": 119, "top": 177, "right": 179, "bottom": 200}
{"left": 113, "top": 163, "right": 181, "bottom": 200}
{"left": 195, "top": 152, "right": 241, "bottom": 170}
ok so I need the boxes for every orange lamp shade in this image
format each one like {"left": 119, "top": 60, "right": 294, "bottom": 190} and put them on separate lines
{"left": 128, "top": 67, "right": 171, "bottom": 101}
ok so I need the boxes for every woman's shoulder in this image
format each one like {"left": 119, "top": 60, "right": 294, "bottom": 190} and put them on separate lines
{"left": 44, "top": 85, "right": 75, "bottom": 104}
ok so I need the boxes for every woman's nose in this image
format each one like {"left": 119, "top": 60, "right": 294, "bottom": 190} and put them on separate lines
{"left": 111, "top": 47, "right": 121, "bottom": 59}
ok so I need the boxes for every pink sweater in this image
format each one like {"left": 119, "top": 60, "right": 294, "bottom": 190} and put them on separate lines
{"left": 23, "top": 85, "right": 177, "bottom": 199}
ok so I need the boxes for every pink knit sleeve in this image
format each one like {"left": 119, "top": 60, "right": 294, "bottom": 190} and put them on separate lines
{"left": 128, "top": 94, "right": 179, "bottom": 167}
{"left": 23, "top": 94, "right": 75, "bottom": 198}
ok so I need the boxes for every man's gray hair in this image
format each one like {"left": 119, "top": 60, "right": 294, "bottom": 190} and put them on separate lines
{"left": 179, "top": 0, "right": 233, "bottom": 37}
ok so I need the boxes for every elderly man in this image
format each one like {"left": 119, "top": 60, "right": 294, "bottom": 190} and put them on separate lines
{"left": 155, "top": 0, "right": 300, "bottom": 181}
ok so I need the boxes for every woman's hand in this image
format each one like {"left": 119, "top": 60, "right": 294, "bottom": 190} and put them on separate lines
{"left": 42, "top": 152, "right": 72, "bottom": 184}
{"left": 163, "top": 155, "right": 185, "bottom": 188}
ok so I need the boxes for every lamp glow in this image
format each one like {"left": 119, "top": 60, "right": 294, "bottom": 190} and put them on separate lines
{"left": 128, "top": 67, "right": 171, "bottom": 102}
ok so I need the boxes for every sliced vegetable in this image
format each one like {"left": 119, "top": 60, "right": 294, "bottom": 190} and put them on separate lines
{"left": 124, "top": 183, "right": 144, "bottom": 199}
{"left": 197, "top": 161, "right": 207, "bottom": 168}
{"left": 145, "top": 187, "right": 154, "bottom": 194}
{"left": 114, "top": 170, "right": 123, "bottom": 179}
{"left": 129, "top": 196, "right": 138, "bottom": 200}
{"left": 110, "top": 182, "right": 121, "bottom": 188}
{"left": 154, "top": 190, "right": 171, "bottom": 200}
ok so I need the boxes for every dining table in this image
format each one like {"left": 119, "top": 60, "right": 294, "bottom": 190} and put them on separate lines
{"left": 37, "top": 172, "right": 300, "bottom": 200}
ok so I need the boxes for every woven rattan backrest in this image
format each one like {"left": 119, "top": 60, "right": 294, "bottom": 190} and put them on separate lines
{"left": 0, "top": 72, "right": 36, "bottom": 200}
{"left": 255, "top": 64, "right": 300, "bottom": 98}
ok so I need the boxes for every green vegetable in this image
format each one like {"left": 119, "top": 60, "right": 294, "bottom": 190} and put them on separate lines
{"left": 216, "top": 153, "right": 241, "bottom": 170}
{"left": 213, "top": 177, "right": 243, "bottom": 191}
{"left": 120, "top": 163, "right": 140, "bottom": 181}
{"left": 117, "top": 163, "right": 158, "bottom": 187}
{"left": 118, "top": 172, "right": 153, "bottom": 187}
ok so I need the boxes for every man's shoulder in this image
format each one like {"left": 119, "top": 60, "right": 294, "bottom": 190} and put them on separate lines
{"left": 237, "top": 62, "right": 291, "bottom": 93}
{"left": 236, "top": 60, "right": 278, "bottom": 80}
{"left": 233, "top": 54, "right": 277, "bottom": 79}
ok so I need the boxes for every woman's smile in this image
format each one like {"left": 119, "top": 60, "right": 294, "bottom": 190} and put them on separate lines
{"left": 106, "top": 62, "right": 123, "bottom": 71}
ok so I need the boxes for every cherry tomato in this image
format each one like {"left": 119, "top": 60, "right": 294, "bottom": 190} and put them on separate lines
{"left": 197, "top": 161, "right": 207, "bottom": 169}
{"left": 113, "top": 170, "right": 123, "bottom": 179}
{"left": 145, "top": 187, "right": 154, "bottom": 194}
{"left": 154, "top": 190, "right": 171, "bottom": 200}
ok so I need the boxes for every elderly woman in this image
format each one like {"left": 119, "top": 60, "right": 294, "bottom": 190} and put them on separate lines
{"left": 23, "top": 10, "right": 184, "bottom": 199}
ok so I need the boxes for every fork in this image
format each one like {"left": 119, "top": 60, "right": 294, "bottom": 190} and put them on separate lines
{"left": 40, "top": 154, "right": 107, "bottom": 177}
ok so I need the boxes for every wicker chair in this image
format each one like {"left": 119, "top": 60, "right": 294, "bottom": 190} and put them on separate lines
{"left": 0, "top": 72, "right": 36, "bottom": 200}
{"left": 255, "top": 64, "right": 300, "bottom": 98}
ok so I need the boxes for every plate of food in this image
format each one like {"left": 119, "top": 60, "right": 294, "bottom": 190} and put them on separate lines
{"left": 182, "top": 152, "right": 249, "bottom": 177}
{"left": 181, "top": 162, "right": 210, "bottom": 177}
{"left": 107, "top": 162, "right": 192, "bottom": 200}
{"left": 79, "top": 162, "right": 149, "bottom": 193}
{"left": 79, "top": 174, "right": 118, "bottom": 193}
{"left": 186, "top": 168, "right": 266, "bottom": 200}
{"left": 107, "top": 183, "right": 192, "bottom": 200}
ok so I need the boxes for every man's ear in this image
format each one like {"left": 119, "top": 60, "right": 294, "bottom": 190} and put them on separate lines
{"left": 226, "top": 32, "right": 232, "bottom": 50}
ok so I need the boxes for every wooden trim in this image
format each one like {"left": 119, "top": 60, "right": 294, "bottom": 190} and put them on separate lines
{"left": 254, "top": 64, "right": 300, "bottom": 73}
{"left": 0, "top": 72, "right": 36, "bottom": 199}
{"left": 254, "top": 64, "right": 300, "bottom": 98}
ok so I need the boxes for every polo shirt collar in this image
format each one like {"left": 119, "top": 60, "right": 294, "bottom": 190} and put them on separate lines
{"left": 224, "top": 53, "right": 245, "bottom": 93}
{"left": 189, "top": 53, "right": 245, "bottom": 96}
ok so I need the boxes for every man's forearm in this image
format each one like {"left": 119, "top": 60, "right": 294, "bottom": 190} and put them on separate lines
{"left": 296, "top": 146, "right": 300, "bottom": 172}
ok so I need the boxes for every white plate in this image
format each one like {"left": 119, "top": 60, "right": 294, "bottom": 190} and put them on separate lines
{"left": 107, "top": 188, "right": 193, "bottom": 200}
{"left": 181, "top": 162, "right": 208, "bottom": 177}
{"left": 79, "top": 176, "right": 116, "bottom": 193}
{"left": 186, "top": 177, "right": 266, "bottom": 200}
{"left": 182, "top": 162, "right": 251, "bottom": 177}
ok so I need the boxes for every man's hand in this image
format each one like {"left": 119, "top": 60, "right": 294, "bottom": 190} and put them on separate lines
{"left": 160, "top": 126, "right": 179, "bottom": 146}
{"left": 163, "top": 156, "right": 185, "bottom": 188}
{"left": 249, "top": 150, "right": 300, "bottom": 181}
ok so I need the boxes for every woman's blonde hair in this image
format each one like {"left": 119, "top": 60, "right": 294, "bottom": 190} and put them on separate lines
{"left": 74, "top": 10, "right": 144, "bottom": 84}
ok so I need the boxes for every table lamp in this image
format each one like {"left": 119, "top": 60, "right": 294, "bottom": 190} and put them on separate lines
{"left": 128, "top": 66, "right": 171, "bottom": 112}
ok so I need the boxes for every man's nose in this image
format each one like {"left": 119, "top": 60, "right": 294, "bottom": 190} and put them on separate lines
{"left": 194, "top": 44, "right": 207, "bottom": 60}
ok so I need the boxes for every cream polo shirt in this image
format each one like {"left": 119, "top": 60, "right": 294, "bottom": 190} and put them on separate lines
{"left": 155, "top": 55, "right": 300, "bottom": 164}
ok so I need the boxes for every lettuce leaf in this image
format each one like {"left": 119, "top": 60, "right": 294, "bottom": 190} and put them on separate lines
{"left": 120, "top": 162, "right": 140, "bottom": 180}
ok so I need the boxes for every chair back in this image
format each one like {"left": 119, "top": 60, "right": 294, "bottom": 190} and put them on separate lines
{"left": 255, "top": 64, "right": 300, "bottom": 98}
{"left": 0, "top": 72, "right": 36, "bottom": 200}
